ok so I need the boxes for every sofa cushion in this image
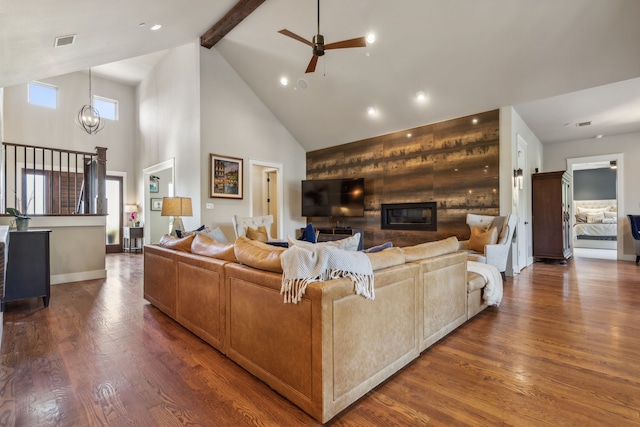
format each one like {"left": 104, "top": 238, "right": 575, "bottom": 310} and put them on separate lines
{"left": 288, "top": 233, "right": 360, "bottom": 251}
{"left": 468, "top": 226, "right": 497, "bottom": 253}
{"left": 191, "top": 233, "right": 237, "bottom": 262}
{"left": 400, "top": 236, "right": 459, "bottom": 262}
{"left": 159, "top": 234, "right": 195, "bottom": 252}
{"left": 365, "top": 247, "right": 405, "bottom": 270}
{"left": 246, "top": 225, "right": 269, "bottom": 242}
{"left": 234, "top": 235, "right": 286, "bottom": 273}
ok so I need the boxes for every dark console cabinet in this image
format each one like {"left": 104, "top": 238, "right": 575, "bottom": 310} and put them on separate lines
{"left": 532, "top": 171, "right": 573, "bottom": 261}
{"left": 2, "top": 229, "right": 51, "bottom": 311}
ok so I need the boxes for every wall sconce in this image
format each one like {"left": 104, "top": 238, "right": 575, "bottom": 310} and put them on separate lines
{"left": 513, "top": 168, "right": 524, "bottom": 190}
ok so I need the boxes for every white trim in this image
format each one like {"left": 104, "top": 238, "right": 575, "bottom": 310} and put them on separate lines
{"left": 566, "top": 153, "right": 624, "bottom": 259}
{"left": 143, "top": 159, "right": 175, "bottom": 244}
{"left": 51, "top": 269, "right": 107, "bottom": 285}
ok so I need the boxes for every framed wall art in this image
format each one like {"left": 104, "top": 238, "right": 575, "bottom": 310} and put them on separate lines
{"left": 151, "top": 198, "right": 163, "bottom": 211}
{"left": 149, "top": 175, "right": 159, "bottom": 193}
{"left": 210, "top": 154, "right": 243, "bottom": 199}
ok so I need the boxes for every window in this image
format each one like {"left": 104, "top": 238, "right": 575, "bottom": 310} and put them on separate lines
{"left": 93, "top": 96, "right": 118, "bottom": 120}
{"left": 28, "top": 82, "right": 57, "bottom": 108}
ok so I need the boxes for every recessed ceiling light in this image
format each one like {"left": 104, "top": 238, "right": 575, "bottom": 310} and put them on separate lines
{"left": 595, "top": 134, "right": 603, "bottom": 139}
{"left": 366, "top": 33, "right": 376, "bottom": 44}
{"left": 297, "top": 78, "right": 309, "bottom": 90}
{"left": 406, "top": 133, "right": 412, "bottom": 138}
{"left": 139, "top": 23, "right": 146, "bottom": 28}
{"left": 280, "top": 77, "right": 288, "bottom": 86}
{"left": 472, "top": 118, "right": 479, "bottom": 124}
{"left": 150, "top": 24, "right": 162, "bottom": 31}
{"left": 415, "top": 91, "right": 427, "bottom": 102}
{"left": 367, "top": 107, "right": 377, "bottom": 116}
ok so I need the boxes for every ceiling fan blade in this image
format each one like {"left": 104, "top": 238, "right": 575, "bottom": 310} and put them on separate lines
{"left": 278, "top": 29, "right": 313, "bottom": 47}
{"left": 305, "top": 55, "right": 319, "bottom": 73}
{"left": 325, "top": 37, "right": 367, "bottom": 50}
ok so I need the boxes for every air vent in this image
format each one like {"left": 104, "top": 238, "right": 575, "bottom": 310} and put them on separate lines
{"left": 54, "top": 34, "right": 76, "bottom": 48}
{"left": 576, "top": 121, "right": 591, "bottom": 127}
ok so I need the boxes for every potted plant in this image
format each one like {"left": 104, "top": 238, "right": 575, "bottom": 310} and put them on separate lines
{"left": 6, "top": 207, "right": 31, "bottom": 231}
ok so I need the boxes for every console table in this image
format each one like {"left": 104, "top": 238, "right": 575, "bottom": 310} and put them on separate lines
{"left": 124, "top": 227, "right": 144, "bottom": 253}
{"left": 2, "top": 229, "right": 51, "bottom": 311}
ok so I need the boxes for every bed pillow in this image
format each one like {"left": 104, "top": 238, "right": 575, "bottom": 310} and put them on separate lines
{"left": 604, "top": 211, "right": 617, "bottom": 219}
{"left": 575, "top": 213, "right": 588, "bottom": 223}
{"left": 468, "top": 226, "right": 498, "bottom": 253}
{"left": 586, "top": 212, "right": 604, "bottom": 223}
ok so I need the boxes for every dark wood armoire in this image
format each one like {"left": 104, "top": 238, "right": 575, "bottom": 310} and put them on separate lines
{"left": 532, "top": 171, "right": 573, "bottom": 261}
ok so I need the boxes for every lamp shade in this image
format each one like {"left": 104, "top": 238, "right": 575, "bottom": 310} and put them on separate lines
{"left": 124, "top": 204, "right": 138, "bottom": 213}
{"left": 161, "top": 197, "right": 193, "bottom": 217}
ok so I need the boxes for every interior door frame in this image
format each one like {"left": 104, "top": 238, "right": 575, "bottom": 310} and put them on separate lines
{"left": 105, "top": 174, "right": 124, "bottom": 253}
{"left": 248, "top": 159, "right": 284, "bottom": 240}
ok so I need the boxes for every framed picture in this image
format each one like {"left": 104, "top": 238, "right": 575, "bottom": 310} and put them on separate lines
{"left": 151, "top": 198, "right": 163, "bottom": 211}
{"left": 210, "top": 154, "right": 243, "bottom": 199}
{"left": 149, "top": 175, "right": 159, "bottom": 193}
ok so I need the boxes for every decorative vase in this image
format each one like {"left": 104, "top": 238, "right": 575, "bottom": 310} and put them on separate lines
{"left": 16, "top": 217, "right": 30, "bottom": 231}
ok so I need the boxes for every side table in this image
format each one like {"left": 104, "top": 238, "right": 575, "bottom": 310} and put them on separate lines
{"left": 124, "top": 227, "right": 144, "bottom": 253}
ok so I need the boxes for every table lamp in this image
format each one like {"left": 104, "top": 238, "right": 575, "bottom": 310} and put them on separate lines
{"left": 161, "top": 197, "right": 193, "bottom": 236}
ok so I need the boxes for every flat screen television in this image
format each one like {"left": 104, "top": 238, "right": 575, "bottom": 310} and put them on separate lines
{"left": 301, "top": 178, "right": 365, "bottom": 217}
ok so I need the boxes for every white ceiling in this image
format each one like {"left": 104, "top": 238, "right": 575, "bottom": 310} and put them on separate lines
{"left": 2, "top": 0, "right": 639, "bottom": 151}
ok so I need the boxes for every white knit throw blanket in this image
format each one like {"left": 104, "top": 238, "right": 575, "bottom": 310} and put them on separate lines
{"left": 281, "top": 245, "right": 374, "bottom": 304}
{"left": 467, "top": 260, "right": 503, "bottom": 306}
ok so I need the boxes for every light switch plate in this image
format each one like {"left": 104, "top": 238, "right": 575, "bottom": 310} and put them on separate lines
{"left": 206, "top": 203, "right": 214, "bottom": 209}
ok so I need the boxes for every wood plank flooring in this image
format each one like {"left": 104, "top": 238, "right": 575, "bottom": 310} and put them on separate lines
{"left": 1, "top": 253, "right": 639, "bottom": 426}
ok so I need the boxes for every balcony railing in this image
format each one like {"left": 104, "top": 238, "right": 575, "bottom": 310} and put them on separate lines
{"left": 2, "top": 142, "right": 107, "bottom": 216}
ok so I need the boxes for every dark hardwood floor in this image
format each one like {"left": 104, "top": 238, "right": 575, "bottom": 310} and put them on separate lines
{"left": 1, "top": 253, "right": 639, "bottom": 426}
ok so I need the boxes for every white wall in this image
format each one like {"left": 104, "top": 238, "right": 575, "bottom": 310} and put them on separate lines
{"left": 543, "top": 131, "right": 640, "bottom": 259}
{"left": 500, "top": 107, "right": 544, "bottom": 271}
{"left": 3, "top": 71, "right": 137, "bottom": 189}
{"left": 199, "top": 47, "right": 306, "bottom": 241}
{"left": 136, "top": 42, "right": 201, "bottom": 229}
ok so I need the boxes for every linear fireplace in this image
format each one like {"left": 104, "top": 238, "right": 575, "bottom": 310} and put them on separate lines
{"left": 381, "top": 202, "right": 437, "bottom": 231}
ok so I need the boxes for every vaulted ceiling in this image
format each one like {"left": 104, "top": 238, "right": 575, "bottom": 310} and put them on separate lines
{"left": 2, "top": 0, "right": 639, "bottom": 151}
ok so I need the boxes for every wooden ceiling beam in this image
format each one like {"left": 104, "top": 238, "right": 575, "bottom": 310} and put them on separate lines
{"left": 200, "top": 0, "right": 266, "bottom": 49}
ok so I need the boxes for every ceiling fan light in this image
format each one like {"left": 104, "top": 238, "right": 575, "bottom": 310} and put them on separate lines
{"left": 366, "top": 33, "right": 376, "bottom": 44}
{"left": 280, "top": 77, "right": 288, "bottom": 86}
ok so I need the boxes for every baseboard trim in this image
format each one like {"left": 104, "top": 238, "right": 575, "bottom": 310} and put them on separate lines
{"left": 51, "top": 270, "right": 107, "bottom": 285}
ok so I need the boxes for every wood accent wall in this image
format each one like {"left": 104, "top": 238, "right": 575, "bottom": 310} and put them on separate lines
{"left": 306, "top": 110, "right": 500, "bottom": 248}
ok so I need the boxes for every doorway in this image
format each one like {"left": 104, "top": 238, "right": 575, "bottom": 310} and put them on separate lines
{"left": 143, "top": 159, "right": 175, "bottom": 244}
{"left": 249, "top": 160, "right": 284, "bottom": 240}
{"left": 105, "top": 175, "right": 123, "bottom": 253}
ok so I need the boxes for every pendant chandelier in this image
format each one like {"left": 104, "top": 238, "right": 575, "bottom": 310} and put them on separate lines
{"left": 76, "top": 68, "right": 104, "bottom": 134}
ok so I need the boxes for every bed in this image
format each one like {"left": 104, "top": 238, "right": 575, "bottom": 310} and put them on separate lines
{"left": 573, "top": 199, "right": 618, "bottom": 249}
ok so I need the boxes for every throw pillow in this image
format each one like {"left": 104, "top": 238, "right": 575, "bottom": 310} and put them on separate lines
{"left": 234, "top": 236, "right": 286, "bottom": 273}
{"left": 288, "top": 233, "right": 361, "bottom": 251}
{"left": 191, "top": 234, "right": 237, "bottom": 262}
{"left": 300, "top": 223, "right": 317, "bottom": 243}
{"left": 198, "top": 226, "right": 228, "bottom": 242}
{"left": 159, "top": 234, "right": 195, "bottom": 252}
{"left": 604, "top": 211, "right": 617, "bottom": 219}
{"left": 575, "top": 213, "right": 588, "bottom": 223}
{"left": 246, "top": 226, "right": 269, "bottom": 242}
{"left": 176, "top": 225, "right": 206, "bottom": 238}
{"left": 468, "top": 226, "right": 498, "bottom": 253}
{"left": 363, "top": 241, "right": 393, "bottom": 253}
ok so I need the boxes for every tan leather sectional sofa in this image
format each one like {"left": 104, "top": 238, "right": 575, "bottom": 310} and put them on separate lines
{"left": 143, "top": 235, "right": 488, "bottom": 423}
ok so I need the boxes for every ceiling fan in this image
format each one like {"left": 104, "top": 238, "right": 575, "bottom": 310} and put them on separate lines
{"left": 278, "top": 0, "right": 367, "bottom": 73}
